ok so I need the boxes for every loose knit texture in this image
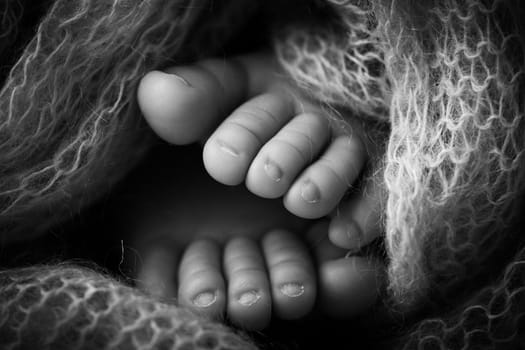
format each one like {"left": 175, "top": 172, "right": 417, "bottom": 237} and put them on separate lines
{"left": 380, "top": 0, "right": 525, "bottom": 307}
{"left": 2, "top": 0, "right": 525, "bottom": 349}
{"left": 276, "top": 0, "right": 525, "bottom": 298}
{"left": 275, "top": 0, "right": 390, "bottom": 122}
{"left": 0, "top": 265, "right": 256, "bottom": 350}
{"left": 277, "top": 0, "right": 525, "bottom": 347}
{"left": 400, "top": 244, "right": 525, "bottom": 349}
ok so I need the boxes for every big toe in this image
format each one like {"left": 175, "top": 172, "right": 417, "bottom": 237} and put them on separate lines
{"left": 138, "top": 58, "right": 246, "bottom": 145}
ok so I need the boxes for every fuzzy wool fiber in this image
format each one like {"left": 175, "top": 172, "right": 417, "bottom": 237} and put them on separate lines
{"left": 1, "top": 0, "right": 525, "bottom": 349}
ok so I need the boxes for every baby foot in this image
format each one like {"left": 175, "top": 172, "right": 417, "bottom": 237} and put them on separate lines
{"left": 139, "top": 230, "right": 316, "bottom": 331}
{"left": 178, "top": 231, "right": 316, "bottom": 330}
{"left": 175, "top": 228, "right": 384, "bottom": 330}
{"left": 138, "top": 53, "right": 367, "bottom": 219}
{"left": 138, "top": 225, "right": 383, "bottom": 330}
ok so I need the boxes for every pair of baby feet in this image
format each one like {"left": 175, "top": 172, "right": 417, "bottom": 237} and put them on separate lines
{"left": 136, "top": 52, "right": 384, "bottom": 330}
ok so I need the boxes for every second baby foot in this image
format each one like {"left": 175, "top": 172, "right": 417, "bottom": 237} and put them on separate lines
{"left": 136, "top": 225, "right": 317, "bottom": 331}
{"left": 138, "top": 226, "right": 383, "bottom": 331}
{"left": 138, "top": 53, "right": 367, "bottom": 219}
{"left": 176, "top": 231, "right": 316, "bottom": 331}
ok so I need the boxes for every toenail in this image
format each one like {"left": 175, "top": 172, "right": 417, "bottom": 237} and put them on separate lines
{"left": 192, "top": 291, "right": 217, "bottom": 307}
{"left": 166, "top": 72, "right": 192, "bottom": 87}
{"left": 346, "top": 221, "right": 363, "bottom": 243}
{"left": 300, "top": 181, "right": 321, "bottom": 203}
{"left": 342, "top": 221, "right": 365, "bottom": 256}
{"left": 279, "top": 283, "right": 305, "bottom": 298}
{"left": 238, "top": 290, "right": 261, "bottom": 306}
{"left": 264, "top": 160, "right": 283, "bottom": 182}
{"left": 217, "top": 140, "right": 240, "bottom": 157}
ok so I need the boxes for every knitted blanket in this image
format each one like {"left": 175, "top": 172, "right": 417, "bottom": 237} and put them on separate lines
{"left": 1, "top": 0, "right": 525, "bottom": 349}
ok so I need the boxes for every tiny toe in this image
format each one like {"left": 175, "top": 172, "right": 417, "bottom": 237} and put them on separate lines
{"left": 284, "top": 133, "right": 366, "bottom": 219}
{"left": 137, "top": 240, "right": 179, "bottom": 299}
{"left": 223, "top": 237, "right": 271, "bottom": 330}
{"left": 246, "top": 112, "right": 330, "bottom": 198}
{"left": 329, "top": 177, "right": 384, "bottom": 251}
{"left": 262, "top": 230, "right": 316, "bottom": 320}
{"left": 203, "top": 92, "right": 295, "bottom": 186}
{"left": 178, "top": 240, "right": 226, "bottom": 318}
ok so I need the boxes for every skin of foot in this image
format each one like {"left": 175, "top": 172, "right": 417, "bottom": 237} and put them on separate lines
{"left": 134, "top": 52, "right": 386, "bottom": 330}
